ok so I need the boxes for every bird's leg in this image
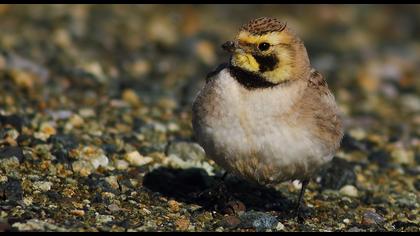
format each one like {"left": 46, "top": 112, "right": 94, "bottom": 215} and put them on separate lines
{"left": 294, "top": 178, "right": 310, "bottom": 223}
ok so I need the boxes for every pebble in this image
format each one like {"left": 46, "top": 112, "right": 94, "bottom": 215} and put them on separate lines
{"left": 107, "top": 204, "right": 121, "bottom": 212}
{"left": 223, "top": 215, "right": 241, "bottom": 228}
{"left": 70, "top": 209, "right": 85, "bottom": 217}
{"left": 174, "top": 218, "right": 190, "bottom": 231}
{"left": 125, "top": 151, "right": 153, "bottom": 167}
{"left": 33, "top": 181, "right": 53, "bottom": 192}
{"left": 339, "top": 185, "right": 358, "bottom": 197}
{"left": 361, "top": 210, "right": 385, "bottom": 226}
{"left": 68, "top": 114, "right": 84, "bottom": 128}
{"left": 239, "top": 211, "right": 279, "bottom": 232}
{"left": 168, "top": 200, "right": 180, "bottom": 212}
{"left": 368, "top": 150, "right": 391, "bottom": 167}
{"left": 35, "top": 122, "right": 57, "bottom": 141}
{"left": 0, "top": 178, "right": 23, "bottom": 201}
{"left": 122, "top": 89, "right": 142, "bottom": 107}
{"left": 71, "top": 146, "right": 109, "bottom": 169}
{"left": 71, "top": 160, "right": 94, "bottom": 177}
{"left": 166, "top": 141, "right": 206, "bottom": 162}
{"left": 390, "top": 148, "right": 414, "bottom": 165}
{"left": 95, "top": 215, "right": 114, "bottom": 224}
{"left": 114, "top": 160, "right": 129, "bottom": 170}
{"left": 0, "top": 146, "right": 24, "bottom": 162}
{"left": 12, "top": 219, "right": 68, "bottom": 232}
{"left": 275, "top": 222, "right": 285, "bottom": 231}
{"left": 104, "top": 176, "right": 120, "bottom": 190}
{"left": 0, "top": 157, "right": 20, "bottom": 172}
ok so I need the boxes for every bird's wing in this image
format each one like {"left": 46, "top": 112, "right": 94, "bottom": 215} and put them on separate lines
{"left": 303, "top": 68, "right": 344, "bottom": 153}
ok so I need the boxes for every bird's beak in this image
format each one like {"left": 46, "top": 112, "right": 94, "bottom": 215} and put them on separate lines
{"left": 221, "top": 40, "right": 237, "bottom": 53}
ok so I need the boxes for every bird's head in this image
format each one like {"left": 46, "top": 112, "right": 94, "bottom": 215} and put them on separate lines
{"left": 223, "top": 17, "right": 311, "bottom": 84}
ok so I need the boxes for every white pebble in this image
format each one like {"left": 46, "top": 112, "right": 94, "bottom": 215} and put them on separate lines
{"left": 339, "top": 185, "right": 358, "bottom": 197}
{"left": 125, "top": 151, "right": 153, "bottom": 167}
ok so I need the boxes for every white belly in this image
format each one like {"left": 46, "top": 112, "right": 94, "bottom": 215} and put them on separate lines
{"left": 192, "top": 69, "right": 332, "bottom": 184}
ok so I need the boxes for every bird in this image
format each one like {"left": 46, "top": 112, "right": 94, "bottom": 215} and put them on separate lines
{"left": 191, "top": 17, "right": 344, "bottom": 220}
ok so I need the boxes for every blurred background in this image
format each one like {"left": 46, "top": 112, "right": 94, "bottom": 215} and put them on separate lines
{"left": 0, "top": 4, "right": 419, "bottom": 232}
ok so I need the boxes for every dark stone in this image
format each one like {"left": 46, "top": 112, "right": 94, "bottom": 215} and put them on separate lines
{"left": 238, "top": 211, "right": 278, "bottom": 232}
{"left": 16, "top": 134, "right": 32, "bottom": 146}
{"left": 361, "top": 210, "right": 385, "bottom": 226}
{"left": 0, "top": 114, "right": 26, "bottom": 131}
{"left": 392, "top": 221, "right": 419, "bottom": 230}
{"left": 414, "top": 179, "right": 420, "bottom": 191}
{"left": 341, "top": 134, "right": 368, "bottom": 152}
{"left": 0, "top": 178, "right": 23, "bottom": 202}
{"left": 415, "top": 153, "right": 420, "bottom": 165}
{"left": 0, "top": 146, "right": 24, "bottom": 162}
{"left": 368, "top": 150, "right": 391, "bottom": 168}
{"left": 0, "top": 221, "right": 11, "bottom": 232}
{"left": 51, "top": 148, "right": 71, "bottom": 166}
{"left": 101, "top": 144, "right": 117, "bottom": 155}
{"left": 317, "top": 157, "right": 357, "bottom": 190}
{"left": 222, "top": 215, "right": 241, "bottom": 228}
{"left": 48, "top": 134, "right": 78, "bottom": 150}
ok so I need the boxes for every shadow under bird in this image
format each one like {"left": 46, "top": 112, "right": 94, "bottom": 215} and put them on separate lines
{"left": 192, "top": 17, "right": 344, "bottom": 220}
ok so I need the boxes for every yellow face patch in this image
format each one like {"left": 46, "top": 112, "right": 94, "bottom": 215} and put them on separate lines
{"left": 231, "top": 53, "right": 259, "bottom": 72}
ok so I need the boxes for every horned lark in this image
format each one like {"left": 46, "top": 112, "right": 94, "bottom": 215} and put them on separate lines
{"left": 192, "top": 17, "right": 344, "bottom": 219}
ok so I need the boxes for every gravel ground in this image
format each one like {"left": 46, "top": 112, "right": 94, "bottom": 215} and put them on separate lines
{"left": 0, "top": 5, "right": 419, "bottom": 232}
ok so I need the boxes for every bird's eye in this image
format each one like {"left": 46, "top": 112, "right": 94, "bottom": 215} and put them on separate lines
{"left": 258, "top": 42, "right": 270, "bottom": 51}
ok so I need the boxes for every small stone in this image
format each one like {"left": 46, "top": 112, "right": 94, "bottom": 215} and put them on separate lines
{"left": 70, "top": 209, "right": 85, "bottom": 217}
{"left": 125, "top": 151, "right": 153, "bottom": 167}
{"left": 390, "top": 148, "right": 414, "bottom": 165}
{"left": 414, "top": 179, "right": 420, "bottom": 191}
{"left": 167, "top": 142, "right": 206, "bottom": 162}
{"left": 104, "top": 176, "right": 119, "bottom": 190}
{"left": 79, "top": 108, "right": 95, "bottom": 118}
{"left": 223, "top": 215, "right": 241, "bottom": 228}
{"left": 114, "top": 160, "right": 129, "bottom": 170}
{"left": 339, "top": 185, "right": 358, "bottom": 197}
{"left": 368, "top": 150, "right": 391, "bottom": 167}
{"left": 395, "top": 193, "right": 418, "bottom": 209}
{"left": 275, "top": 222, "right": 285, "bottom": 231}
{"left": 343, "top": 218, "right": 350, "bottom": 224}
{"left": 23, "top": 196, "right": 33, "bottom": 206}
{"left": 122, "top": 89, "right": 141, "bottom": 107}
{"left": 0, "top": 157, "right": 20, "bottom": 172}
{"left": 239, "top": 211, "right": 279, "bottom": 232}
{"left": 0, "top": 178, "right": 23, "bottom": 201}
{"left": 71, "top": 146, "right": 109, "bottom": 169}
{"left": 33, "top": 181, "right": 53, "bottom": 192}
{"left": 108, "top": 203, "right": 121, "bottom": 212}
{"left": 68, "top": 114, "right": 84, "bottom": 128}
{"left": 0, "top": 146, "right": 24, "bottom": 162}
{"left": 348, "top": 226, "right": 364, "bottom": 232}
{"left": 39, "top": 122, "right": 57, "bottom": 139}
{"left": 168, "top": 199, "right": 180, "bottom": 212}
{"left": 10, "top": 69, "right": 36, "bottom": 89}
{"left": 72, "top": 160, "right": 94, "bottom": 177}
{"left": 129, "top": 59, "right": 150, "bottom": 77}
{"left": 95, "top": 214, "right": 114, "bottom": 224}
{"left": 175, "top": 218, "right": 190, "bottom": 231}
{"left": 195, "top": 40, "right": 216, "bottom": 65}
{"left": 361, "top": 210, "right": 385, "bottom": 226}
{"left": 12, "top": 219, "right": 68, "bottom": 232}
